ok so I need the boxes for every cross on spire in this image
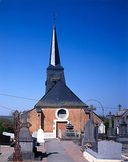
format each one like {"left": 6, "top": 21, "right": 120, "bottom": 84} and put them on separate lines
{"left": 53, "top": 12, "right": 57, "bottom": 26}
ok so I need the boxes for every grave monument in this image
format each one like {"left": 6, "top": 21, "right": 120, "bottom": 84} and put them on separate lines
{"left": 19, "top": 111, "right": 34, "bottom": 160}
{"left": 83, "top": 140, "right": 122, "bottom": 162}
{"left": 82, "top": 105, "right": 97, "bottom": 151}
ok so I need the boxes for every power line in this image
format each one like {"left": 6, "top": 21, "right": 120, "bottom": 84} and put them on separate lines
{"left": 0, "top": 93, "right": 126, "bottom": 110}
{"left": 0, "top": 105, "right": 15, "bottom": 111}
{"left": 0, "top": 93, "right": 38, "bottom": 101}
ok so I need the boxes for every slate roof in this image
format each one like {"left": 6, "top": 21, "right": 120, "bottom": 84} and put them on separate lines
{"left": 35, "top": 81, "right": 87, "bottom": 110}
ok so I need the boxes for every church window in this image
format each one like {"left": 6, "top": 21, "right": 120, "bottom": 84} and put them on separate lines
{"left": 56, "top": 108, "right": 69, "bottom": 120}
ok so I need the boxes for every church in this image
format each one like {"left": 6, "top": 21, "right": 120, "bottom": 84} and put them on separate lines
{"left": 28, "top": 25, "right": 101, "bottom": 138}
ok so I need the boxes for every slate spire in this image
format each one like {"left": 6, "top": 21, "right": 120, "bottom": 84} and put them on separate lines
{"left": 49, "top": 24, "right": 60, "bottom": 66}
{"left": 45, "top": 25, "right": 65, "bottom": 93}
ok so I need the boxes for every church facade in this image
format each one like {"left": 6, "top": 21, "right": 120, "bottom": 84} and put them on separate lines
{"left": 28, "top": 25, "right": 101, "bottom": 138}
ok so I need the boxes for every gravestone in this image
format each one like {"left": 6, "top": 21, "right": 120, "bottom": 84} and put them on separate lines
{"left": 82, "top": 119, "right": 96, "bottom": 150}
{"left": 98, "top": 122, "right": 105, "bottom": 134}
{"left": 107, "top": 112, "right": 114, "bottom": 137}
{"left": 98, "top": 140, "right": 122, "bottom": 159}
{"left": 82, "top": 105, "right": 97, "bottom": 151}
{"left": 63, "top": 123, "right": 79, "bottom": 140}
{"left": 117, "top": 120, "right": 128, "bottom": 143}
{"left": 64, "top": 123, "right": 76, "bottom": 137}
{"left": 83, "top": 140, "right": 122, "bottom": 162}
{"left": 19, "top": 111, "right": 33, "bottom": 160}
{"left": 116, "top": 127, "right": 119, "bottom": 135}
{"left": 94, "top": 123, "right": 99, "bottom": 142}
{"left": 119, "top": 120, "right": 127, "bottom": 136}
{"left": 37, "top": 127, "right": 45, "bottom": 143}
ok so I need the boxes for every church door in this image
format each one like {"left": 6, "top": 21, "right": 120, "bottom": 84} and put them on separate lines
{"left": 56, "top": 122, "right": 67, "bottom": 138}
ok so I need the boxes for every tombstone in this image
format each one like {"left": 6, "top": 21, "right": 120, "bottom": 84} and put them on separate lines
{"left": 37, "top": 127, "right": 45, "bottom": 144}
{"left": 107, "top": 112, "right": 114, "bottom": 136}
{"left": 98, "top": 122, "right": 105, "bottom": 134}
{"left": 19, "top": 111, "right": 33, "bottom": 160}
{"left": 119, "top": 120, "right": 127, "bottom": 136}
{"left": 82, "top": 105, "right": 97, "bottom": 151}
{"left": 64, "top": 123, "right": 76, "bottom": 139}
{"left": 83, "top": 140, "right": 122, "bottom": 162}
{"left": 94, "top": 123, "right": 99, "bottom": 142}
{"left": 116, "top": 127, "right": 119, "bottom": 135}
{"left": 98, "top": 141, "right": 122, "bottom": 159}
{"left": 117, "top": 120, "right": 128, "bottom": 143}
{"left": 82, "top": 119, "right": 96, "bottom": 150}
{"left": 8, "top": 110, "right": 23, "bottom": 162}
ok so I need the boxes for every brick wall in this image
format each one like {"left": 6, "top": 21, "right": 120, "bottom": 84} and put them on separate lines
{"left": 28, "top": 107, "right": 102, "bottom": 134}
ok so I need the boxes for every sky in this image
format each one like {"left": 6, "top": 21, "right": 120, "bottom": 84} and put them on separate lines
{"left": 0, "top": 0, "right": 127, "bottom": 116}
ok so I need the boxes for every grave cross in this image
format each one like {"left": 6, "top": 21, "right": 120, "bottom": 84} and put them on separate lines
{"left": 13, "top": 110, "right": 21, "bottom": 142}
{"left": 88, "top": 105, "right": 96, "bottom": 120}
{"left": 21, "top": 111, "right": 31, "bottom": 129}
{"left": 13, "top": 110, "right": 23, "bottom": 162}
{"left": 107, "top": 112, "right": 113, "bottom": 128}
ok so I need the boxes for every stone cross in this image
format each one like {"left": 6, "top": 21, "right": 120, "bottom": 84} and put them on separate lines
{"left": 107, "top": 112, "right": 113, "bottom": 128}
{"left": 13, "top": 110, "right": 23, "bottom": 162}
{"left": 107, "top": 112, "right": 113, "bottom": 136}
{"left": 22, "top": 111, "right": 27, "bottom": 123}
{"left": 19, "top": 111, "right": 33, "bottom": 160}
{"left": 82, "top": 105, "right": 97, "bottom": 151}
{"left": 13, "top": 110, "right": 21, "bottom": 142}
{"left": 88, "top": 105, "right": 96, "bottom": 120}
{"left": 21, "top": 111, "right": 31, "bottom": 129}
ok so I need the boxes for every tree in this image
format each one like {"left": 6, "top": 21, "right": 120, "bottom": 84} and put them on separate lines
{"left": 0, "top": 117, "right": 14, "bottom": 133}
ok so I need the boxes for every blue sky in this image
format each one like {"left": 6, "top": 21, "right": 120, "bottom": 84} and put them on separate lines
{"left": 0, "top": 0, "right": 127, "bottom": 115}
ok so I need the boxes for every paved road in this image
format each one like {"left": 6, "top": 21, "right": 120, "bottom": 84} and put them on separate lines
{"left": 43, "top": 139, "right": 88, "bottom": 162}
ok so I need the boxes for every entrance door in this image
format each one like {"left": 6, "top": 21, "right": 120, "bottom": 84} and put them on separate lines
{"left": 56, "top": 122, "right": 67, "bottom": 138}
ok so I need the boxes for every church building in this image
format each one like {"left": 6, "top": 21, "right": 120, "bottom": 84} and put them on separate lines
{"left": 28, "top": 25, "right": 101, "bottom": 138}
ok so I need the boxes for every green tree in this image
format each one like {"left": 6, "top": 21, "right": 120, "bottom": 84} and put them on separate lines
{"left": 0, "top": 117, "right": 14, "bottom": 133}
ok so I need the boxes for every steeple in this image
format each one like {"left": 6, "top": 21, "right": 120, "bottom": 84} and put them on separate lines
{"left": 45, "top": 25, "right": 65, "bottom": 93}
{"left": 49, "top": 24, "right": 60, "bottom": 66}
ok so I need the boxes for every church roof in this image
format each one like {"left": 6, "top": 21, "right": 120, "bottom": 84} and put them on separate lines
{"left": 49, "top": 24, "right": 60, "bottom": 66}
{"left": 35, "top": 81, "right": 87, "bottom": 109}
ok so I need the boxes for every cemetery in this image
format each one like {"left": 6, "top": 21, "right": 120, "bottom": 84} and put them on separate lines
{"left": 0, "top": 107, "right": 128, "bottom": 162}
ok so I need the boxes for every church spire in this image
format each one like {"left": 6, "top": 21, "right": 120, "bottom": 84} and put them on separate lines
{"left": 45, "top": 24, "right": 65, "bottom": 93}
{"left": 49, "top": 24, "right": 61, "bottom": 66}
